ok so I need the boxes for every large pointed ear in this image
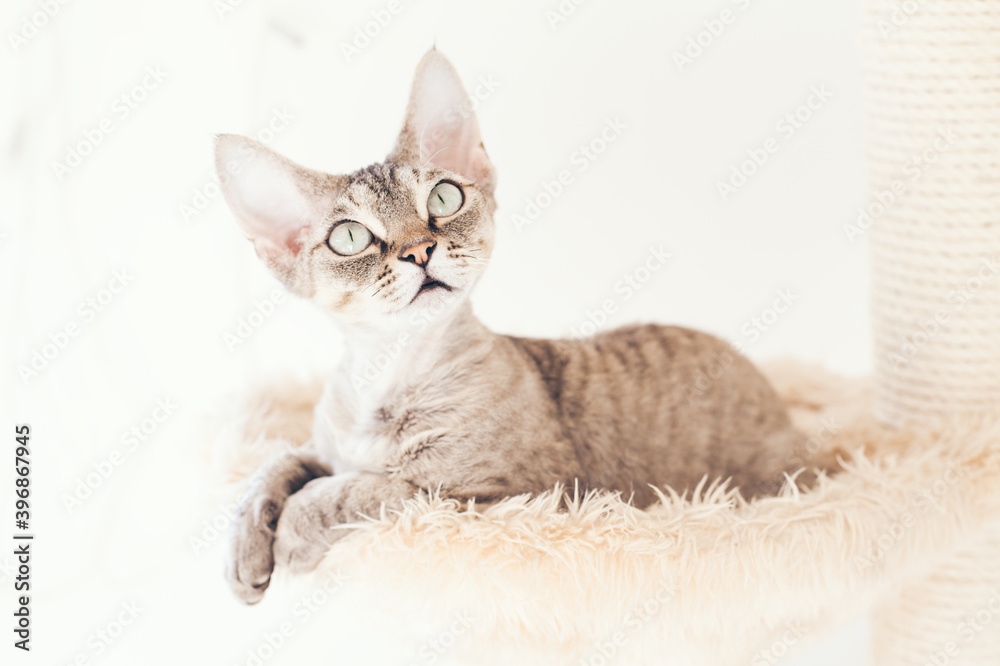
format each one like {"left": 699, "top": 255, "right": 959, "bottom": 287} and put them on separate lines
{"left": 215, "top": 134, "right": 336, "bottom": 276}
{"left": 387, "top": 49, "right": 496, "bottom": 194}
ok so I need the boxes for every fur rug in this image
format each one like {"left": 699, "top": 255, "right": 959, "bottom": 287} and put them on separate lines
{"left": 207, "top": 362, "right": 1000, "bottom": 665}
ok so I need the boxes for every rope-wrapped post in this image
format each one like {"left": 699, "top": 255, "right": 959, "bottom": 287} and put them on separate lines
{"left": 864, "top": 0, "right": 1000, "bottom": 663}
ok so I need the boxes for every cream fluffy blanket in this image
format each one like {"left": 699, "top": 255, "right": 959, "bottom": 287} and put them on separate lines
{"left": 208, "top": 363, "right": 1000, "bottom": 665}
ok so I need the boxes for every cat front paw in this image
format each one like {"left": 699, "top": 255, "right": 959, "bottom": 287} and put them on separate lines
{"left": 225, "top": 493, "right": 283, "bottom": 605}
{"left": 272, "top": 487, "right": 341, "bottom": 575}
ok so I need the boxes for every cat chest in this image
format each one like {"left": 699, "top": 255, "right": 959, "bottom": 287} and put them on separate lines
{"left": 313, "top": 389, "right": 444, "bottom": 475}
{"left": 313, "top": 410, "right": 393, "bottom": 474}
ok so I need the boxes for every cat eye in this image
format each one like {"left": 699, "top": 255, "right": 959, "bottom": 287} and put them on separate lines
{"left": 327, "top": 221, "right": 373, "bottom": 256}
{"left": 427, "top": 181, "right": 464, "bottom": 218}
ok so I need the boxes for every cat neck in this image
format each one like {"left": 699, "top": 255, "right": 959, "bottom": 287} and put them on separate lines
{"left": 335, "top": 300, "right": 494, "bottom": 399}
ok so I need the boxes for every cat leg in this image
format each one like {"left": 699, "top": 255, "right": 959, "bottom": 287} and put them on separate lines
{"left": 226, "top": 449, "right": 331, "bottom": 604}
{"left": 273, "top": 472, "right": 419, "bottom": 574}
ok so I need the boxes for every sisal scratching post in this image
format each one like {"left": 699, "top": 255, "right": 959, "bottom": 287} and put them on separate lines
{"left": 872, "top": 529, "right": 1000, "bottom": 665}
{"left": 864, "top": 0, "right": 1000, "bottom": 663}
{"left": 865, "top": 0, "right": 1000, "bottom": 424}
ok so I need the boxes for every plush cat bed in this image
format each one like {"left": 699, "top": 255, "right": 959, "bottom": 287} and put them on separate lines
{"left": 207, "top": 361, "right": 1000, "bottom": 665}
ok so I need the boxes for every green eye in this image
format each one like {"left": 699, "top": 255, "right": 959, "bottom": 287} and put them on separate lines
{"left": 427, "top": 181, "right": 463, "bottom": 218}
{"left": 327, "top": 221, "right": 373, "bottom": 256}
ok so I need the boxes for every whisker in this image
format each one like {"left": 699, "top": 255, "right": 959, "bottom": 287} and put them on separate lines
{"left": 365, "top": 272, "right": 394, "bottom": 296}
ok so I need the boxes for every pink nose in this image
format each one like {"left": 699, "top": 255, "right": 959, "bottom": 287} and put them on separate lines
{"left": 399, "top": 241, "right": 436, "bottom": 266}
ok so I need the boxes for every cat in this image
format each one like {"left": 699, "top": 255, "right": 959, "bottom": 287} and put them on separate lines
{"left": 217, "top": 49, "right": 824, "bottom": 605}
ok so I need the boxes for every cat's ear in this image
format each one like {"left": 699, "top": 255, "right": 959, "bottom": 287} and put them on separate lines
{"left": 215, "top": 134, "right": 335, "bottom": 275}
{"left": 387, "top": 49, "right": 496, "bottom": 194}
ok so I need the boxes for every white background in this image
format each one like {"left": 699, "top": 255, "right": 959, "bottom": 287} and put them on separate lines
{"left": 1, "top": 0, "right": 873, "bottom": 663}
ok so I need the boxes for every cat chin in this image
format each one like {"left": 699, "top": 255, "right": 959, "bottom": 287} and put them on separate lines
{"left": 399, "top": 285, "right": 465, "bottom": 319}
{"left": 324, "top": 289, "right": 467, "bottom": 335}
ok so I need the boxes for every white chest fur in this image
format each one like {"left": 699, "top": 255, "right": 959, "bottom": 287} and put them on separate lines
{"left": 311, "top": 380, "right": 395, "bottom": 475}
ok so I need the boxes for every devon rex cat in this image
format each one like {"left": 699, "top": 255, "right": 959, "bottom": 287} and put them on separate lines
{"left": 217, "top": 50, "right": 820, "bottom": 604}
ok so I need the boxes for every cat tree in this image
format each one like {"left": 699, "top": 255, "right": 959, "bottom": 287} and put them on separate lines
{"left": 864, "top": 0, "right": 1000, "bottom": 662}
{"left": 212, "top": 1, "right": 1000, "bottom": 663}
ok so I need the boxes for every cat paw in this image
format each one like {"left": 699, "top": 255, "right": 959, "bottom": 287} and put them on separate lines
{"left": 272, "top": 490, "right": 336, "bottom": 574}
{"left": 225, "top": 494, "right": 283, "bottom": 605}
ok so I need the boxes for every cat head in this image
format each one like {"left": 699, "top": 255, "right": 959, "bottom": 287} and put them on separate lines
{"left": 215, "top": 49, "right": 496, "bottom": 329}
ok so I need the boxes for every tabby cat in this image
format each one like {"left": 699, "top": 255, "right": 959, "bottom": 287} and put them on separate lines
{"left": 217, "top": 50, "right": 819, "bottom": 604}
